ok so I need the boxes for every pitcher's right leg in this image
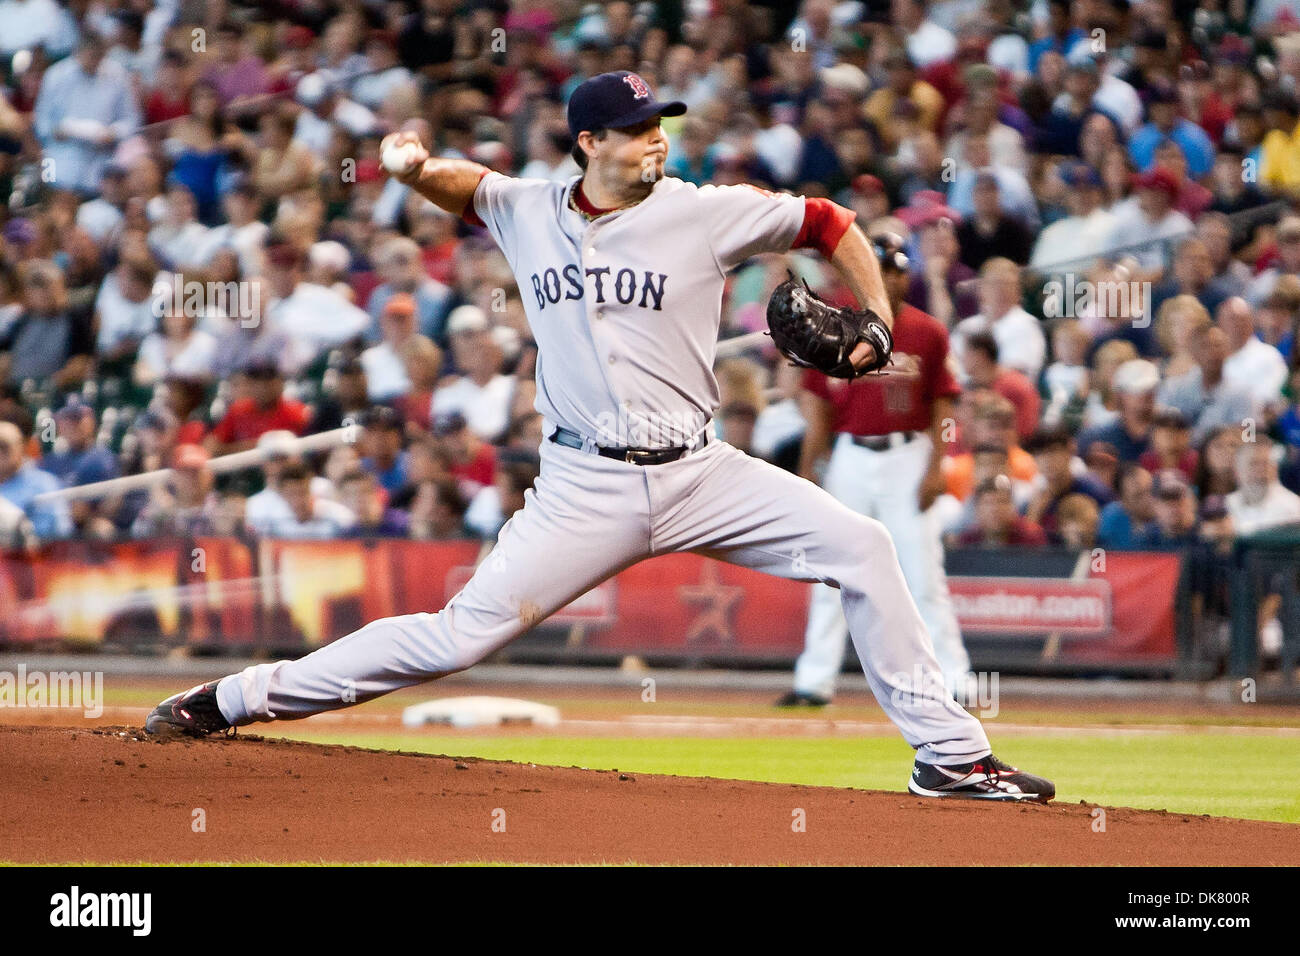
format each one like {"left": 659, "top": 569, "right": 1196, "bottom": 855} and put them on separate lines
{"left": 148, "top": 438, "right": 652, "bottom": 733}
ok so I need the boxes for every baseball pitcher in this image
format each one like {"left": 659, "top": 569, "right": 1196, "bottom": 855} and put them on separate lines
{"left": 147, "top": 72, "right": 1052, "bottom": 801}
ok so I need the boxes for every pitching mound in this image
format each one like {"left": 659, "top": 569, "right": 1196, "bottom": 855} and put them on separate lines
{"left": 4, "top": 726, "right": 1297, "bottom": 865}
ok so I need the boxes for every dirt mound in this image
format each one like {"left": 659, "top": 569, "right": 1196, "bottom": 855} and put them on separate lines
{"left": 3, "top": 726, "right": 1296, "bottom": 865}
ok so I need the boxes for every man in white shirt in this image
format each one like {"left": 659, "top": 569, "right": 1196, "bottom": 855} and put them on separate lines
{"left": 245, "top": 431, "right": 338, "bottom": 534}
{"left": 195, "top": 182, "right": 269, "bottom": 278}
{"left": 1217, "top": 297, "right": 1288, "bottom": 411}
{"left": 1031, "top": 162, "right": 1115, "bottom": 270}
{"left": 292, "top": 73, "right": 381, "bottom": 155}
{"left": 1104, "top": 168, "right": 1193, "bottom": 274}
{"left": 250, "top": 459, "right": 355, "bottom": 539}
{"left": 1227, "top": 437, "right": 1300, "bottom": 536}
{"left": 361, "top": 293, "right": 430, "bottom": 402}
{"left": 893, "top": 0, "right": 957, "bottom": 68}
{"left": 265, "top": 244, "right": 370, "bottom": 363}
{"left": 432, "top": 306, "right": 516, "bottom": 443}
{"left": 148, "top": 183, "right": 211, "bottom": 270}
{"left": 952, "top": 258, "right": 1046, "bottom": 381}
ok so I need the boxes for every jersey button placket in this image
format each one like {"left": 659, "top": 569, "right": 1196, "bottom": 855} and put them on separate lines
{"left": 583, "top": 224, "right": 622, "bottom": 403}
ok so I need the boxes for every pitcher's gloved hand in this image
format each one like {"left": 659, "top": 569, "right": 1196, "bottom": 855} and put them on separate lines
{"left": 766, "top": 271, "right": 893, "bottom": 379}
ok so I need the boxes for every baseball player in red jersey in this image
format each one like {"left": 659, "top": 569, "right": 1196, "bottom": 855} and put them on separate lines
{"left": 145, "top": 72, "right": 1052, "bottom": 801}
{"left": 781, "top": 233, "right": 973, "bottom": 706}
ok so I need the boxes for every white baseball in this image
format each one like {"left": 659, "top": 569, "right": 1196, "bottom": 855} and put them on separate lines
{"left": 382, "top": 142, "right": 422, "bottom": 175}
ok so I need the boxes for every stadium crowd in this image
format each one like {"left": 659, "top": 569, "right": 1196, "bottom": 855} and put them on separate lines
{"left": 0, "top": 0, "right": 1299, "bottom": 571}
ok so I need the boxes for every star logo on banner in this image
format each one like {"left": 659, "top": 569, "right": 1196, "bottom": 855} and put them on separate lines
{"left": 678, "top": 561, "right": 744, "bottom": 646}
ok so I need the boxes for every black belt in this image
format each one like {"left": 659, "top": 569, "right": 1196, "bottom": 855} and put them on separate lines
{"left": 850, "top": 431, "right": 919, "bottom": 452}
{"left": 549, "top": 425, "right": 708, "bottom": 466}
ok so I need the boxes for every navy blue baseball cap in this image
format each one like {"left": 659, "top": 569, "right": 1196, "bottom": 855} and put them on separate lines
{"left": 567, "top": 71, "right": 686, "bottom": 139}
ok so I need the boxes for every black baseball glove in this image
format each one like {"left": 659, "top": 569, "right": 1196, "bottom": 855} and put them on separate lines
{"left": 766, "top": 271, "right": 893, "bottom": 379}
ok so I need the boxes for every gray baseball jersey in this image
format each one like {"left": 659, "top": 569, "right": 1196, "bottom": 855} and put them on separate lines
{"left": 471, "top": 173, "right": 805, "bottom": 447}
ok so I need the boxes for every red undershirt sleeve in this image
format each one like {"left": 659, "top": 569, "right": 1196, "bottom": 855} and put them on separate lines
{"left": 791, "top": 197, "right": 857, "bottom": 260}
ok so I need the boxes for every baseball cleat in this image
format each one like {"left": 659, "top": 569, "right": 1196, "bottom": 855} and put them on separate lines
{"left": 908, "top": 753, "right": 1054, "bottom": 802}
{"left": 774, "top": 690, "right": 831, "bottom": 708}
{"left": 144, "top": 680, "right": 233, "bottom": 737}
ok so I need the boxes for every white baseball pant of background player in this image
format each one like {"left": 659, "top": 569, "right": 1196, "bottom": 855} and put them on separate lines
{"left": 794, "top": 431, "right": 971, "bottom": 699}
{"left": 218, "top": 427, "right": 990, "bottom": 764}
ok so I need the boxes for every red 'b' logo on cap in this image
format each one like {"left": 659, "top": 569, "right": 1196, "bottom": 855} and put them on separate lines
{"left": 623, "top": 74, "right": 650, "bottom": 99}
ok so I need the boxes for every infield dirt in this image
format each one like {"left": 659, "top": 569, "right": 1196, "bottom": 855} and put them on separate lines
{"left": 3, "top": 725, "right": 1298, "bottom": 865}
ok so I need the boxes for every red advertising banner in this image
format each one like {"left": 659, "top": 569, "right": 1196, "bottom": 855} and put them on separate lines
{"left": 0, "top": 540, "right": 1180, "bottom": 668}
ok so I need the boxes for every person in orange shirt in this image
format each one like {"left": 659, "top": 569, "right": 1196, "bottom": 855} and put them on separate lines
{"left": 944, "top": 390, "right": 1037, "bottom": 501}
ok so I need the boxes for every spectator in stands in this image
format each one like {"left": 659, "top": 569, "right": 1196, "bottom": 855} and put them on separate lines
{"left": 956, "top": 174, "right": 1033, "bottom": 270}
{"left": 1079, "top": 359, "right": 1161, "bottom": 462}
{"left": 130, "top": 444, "right": 217, "bottom": 539}
{"left": 309, "top": 358, "right": 370, "bottom": 435}
{"left": 133, "top": 300, "right": 218, "bottom": 393}
{"left": 1257, "top": 281, "right": 1299, "bottom": 364}
{"left": 953, "top": 258, "right": 1045, "bottom": 381}
{"left": 0, "top": 419, "right": 69, "bottom": 540}
{"left": 1195, "top": 425, "right": 1243, "bottom": 499}
{"left": 250, "top": 104, "right": 318, "bottom": 199}
{"left": 1105, "top": 168, "right": 1194, "bottom": 275}
{"left": 1139, "top": 408, "right": 1199, "bottom": 482}
{"left": 207, "top": 361, "right": 312, "bottom": 456}
{"left": 1136, "top": 469, "right": 1201, "bottom": 549}
{"left": 197, "top": 182, "right": 269, "bottom": 278}
{"left": 1217, "top": 297, "right": 1289, "bottom": 412}
{"left": 42, "top": 398, "right": 117, "bottom": 487}
{"left": 433, "top": 306, "right": 516, "bottom": 443}
{"left": 906, "top": 212, "right": 979, "bottom": 325}
{"left": 339, "top": 468, "right": 408, "bottom": 537}
{"left": 1055, "top": 493, "right": 1100, "bottom": 550}
{"left": 244, "top": 430, "right": 334, "bottom": 535}
{"left": 254, "top": 461, "right": 356, "bottom": 539}
{"left": 1081, "top": 261, "right": 1161, "bottom": 361}
{"left": 1227, "top": 437, "right": 1300, "bottom": 536}
{"left": 265, "top": 243, "right": 370, "bottom": 364}
{"left": 367, "top": 236, "right": 454, "bottom": 344}
{"left": 407, "top": 469, "right": 468, "bottom": 541}
{"left": 944, "top": 392, "right": 1037, "bottom": 501}
{"left": 1030, "top": 162, "right": 1113, "bottom": 269}
{"left": 1129, "top": 81, "right": 1215, "bottom": 179}
{"left": 958, "top": 332, "right": 1040, "bottom": 441}
{"left": 1040, "top": 319, "right": 1090, "bottom": 429}
{"left": 93, "top": 250, "right": 158, "bottom": 371}
{"left": 1151, "top": 239, "right": 1228, "bottom": 318}
{"left": 1157, "top": 324, "right": 1256, "bottom": 445}
{"left": 1080, "top": 339, "right": 1139, "bottom": 430}
{"left": 1097, "top": 463, "right": 1156, "bottom": 549}
{"left": 359, "top": 405, "right": 408, "bottom": 494}
{"left": 1153, "top": 294, "right": 1211, "bottom": 381}
{"left": 33, "top": 35, "right": 140, "bottom": 195}
{"left": 465, "top": 448, "right": 540, "bottom": 538}
{"left": 958, "top": 475, "right": 1048, "bottom": 547}
{"left": 1249, "top": 217, "right": 1300, "bottom": 303}
{"left": 432, "top": 411, "right": 497, "bottom": 500}
{"left": 148, "top": 184, "right": 212, "bottom": 270}
{"left": 0, "top": 259, "right": 94, "bottom": 389}
{"left": 361, "top": 293, "right": 425, "bottom": 403}
{"left": 1024, "top": 426, "right": 1114, "bottom": 538}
